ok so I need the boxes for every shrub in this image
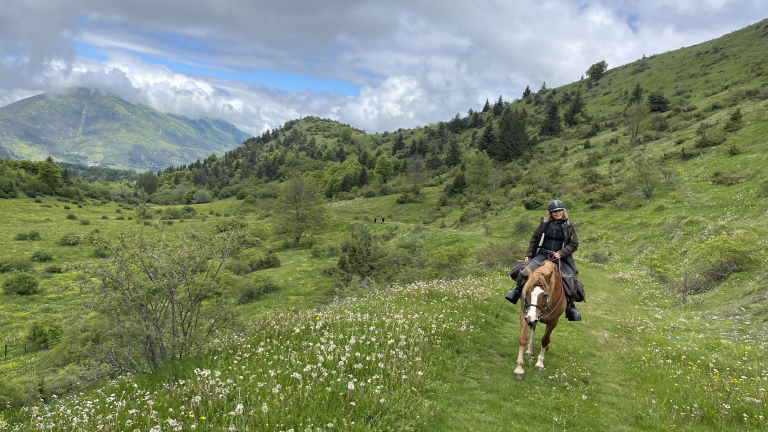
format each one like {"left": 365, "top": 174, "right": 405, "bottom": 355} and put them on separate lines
{"left": 63, "top": 205, "right": 70, "bottom": 210}
{"left": 102, "top": 215, "right": 108, "bottom": 219}
{"left": 710, "top": 172, "right": 745, "bottom": 186}
{"left": 44, "top": 265, "right": 64, "bottom": 274}
{"left": 27, "top": 319, "right": 63, "bottom": 349}
{"left": 115, "top": 216, "right": 126, "bottom": 220}
{"left": 31, "top": 251, "right": 53, "bottom": 262}
{"left": 475, "top": 241, "right": 524, "bottom": 271}
{"left": 34, "top": 198, "right": 42, "bottom": 203}
{"left": 310, "top": 245, "right": 326, "bottom": 258}
{"left": 643, "top": 231, "right": 761, "bottom": 303}
{"left": 80, "top": 219, "right": 91, "bottom": 225}
{"left": 232, "top": 275, "right": 279, "bottom": 304}
{"left": 522, "top": 193, "right": 548, "bottom": 210}
{"left": 66, "top": 213, "right": 77, "bottom": 220}
{"left": 224, "top": 259, "right": 252, "bottom": 276}
{"left": 591, "top": 251, "right": 610, "bottom": 264}
{"left": 215, "top": 219, "right": 247, "bottom": 233}
{"left": 58, "top": 234, "right": 83, "bottom": 246}
{"left": 695, "top": 130, "right": 727, "bottom": 148}
{"left": 2, "top": 272, "right": 39, "bottom": 295}
{"left": 378, "top": 184, "right": 394, "bottom": 196}
{"left": 250, "top": 253, "right": 281, "bottom": 271}
{"left": 0, "top": 257, "right": 32, "bottom": 273}
{"left": 14, "top": 233, "right": 29, "bottom": 241}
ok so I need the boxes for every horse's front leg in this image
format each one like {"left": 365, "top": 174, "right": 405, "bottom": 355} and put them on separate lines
{"left": 526, "top": 325, "right": 536, "bottom": 356}
{"left": 515, "top": 319, "right": 529, "bottom": 380}
{"left": 535, "top": 317, "right": 560, "bottom": 371}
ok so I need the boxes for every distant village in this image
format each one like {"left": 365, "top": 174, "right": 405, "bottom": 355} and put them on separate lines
{"left": 85, "top": 161, "right": 100, "bottom": 167}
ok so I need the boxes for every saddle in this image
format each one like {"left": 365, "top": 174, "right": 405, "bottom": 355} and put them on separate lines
{"left": 508, "top": 259, "right": 585, "bottom": 303}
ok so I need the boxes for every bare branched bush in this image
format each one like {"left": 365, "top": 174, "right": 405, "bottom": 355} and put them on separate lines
{"left": 79, "top": 222, "right": 250, "bottom": 374}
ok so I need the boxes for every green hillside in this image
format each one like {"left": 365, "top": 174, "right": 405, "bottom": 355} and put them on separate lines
{"left": 0, "top": 87, "right": 251, "bottom": 171}
{"left": 1, "top": 18, "right": 768, "bottom": 431}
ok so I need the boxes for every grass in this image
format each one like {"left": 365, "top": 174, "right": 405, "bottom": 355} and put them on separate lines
{"left": 3, "top": 18, "right": 768, "bottom": 431}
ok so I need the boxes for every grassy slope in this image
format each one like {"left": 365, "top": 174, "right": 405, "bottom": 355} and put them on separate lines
{"left": 2, "top": 19, "right": 768, "bottom": 431}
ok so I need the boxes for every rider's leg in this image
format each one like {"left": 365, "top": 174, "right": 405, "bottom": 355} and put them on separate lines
{"left": 508, "top": 258, "right": 544, "bottom": 304}
{"left": 559, "top": 261, "right": 582, "bottom": 321}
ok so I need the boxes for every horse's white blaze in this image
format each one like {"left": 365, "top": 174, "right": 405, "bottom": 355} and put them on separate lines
{"left": 526, "top": 286, "right": 544, "bottom": 322}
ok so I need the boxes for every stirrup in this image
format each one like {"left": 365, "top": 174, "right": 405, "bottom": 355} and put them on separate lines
{"left": 505, "top": 288, "right": 521, "bottom": 304}
{"left": 565, "top": 305, "right": 582, "bottom": 322}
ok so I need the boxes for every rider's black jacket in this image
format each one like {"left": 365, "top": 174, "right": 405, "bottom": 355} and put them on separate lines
{"left": 525, "top": 216, "right": 580, "bottom": 277}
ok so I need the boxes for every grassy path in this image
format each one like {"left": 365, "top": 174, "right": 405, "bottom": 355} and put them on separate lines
{"left": 422, "top": 264, "right": 666, "bottom": 431}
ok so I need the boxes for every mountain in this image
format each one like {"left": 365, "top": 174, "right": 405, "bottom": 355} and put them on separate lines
{"left": 0, "top": 87, "right": 251, "bottom": 171}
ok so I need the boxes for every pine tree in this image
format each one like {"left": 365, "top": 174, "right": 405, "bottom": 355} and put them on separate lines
{"left": 540, "top": 82, "right": 547, "bottom": 92}
{"left": 334, "top": 146, "right": 346, "bottom": 162}
{"left": 522, "top": 85, "right": 531, "bottom": 98}
{"left": 563, "top": 86, "right": 586, "bottom": 127}
{"left": 540, "top": 101, "right": 562, "bottom": 137}
{"left": 647, "top": 91, "right": 670, "bottom": 113}
{"left": 470, "top": 111, "right": 484, "bottom": 129}
{"left": 392, "top": 133, "right": 405, "bottom": 153}
{"left": 446, "top": 140, "right": 462, "bottom": 167}
{"left": 416, "top": 137, "right": 429, "bottom": 156}
{"left": 482, "top": 99, "right": 491, "bottom": 112}
{"left": 478, "top": 121, "right": 499, "bottom": 159}
{"left": 358, "top": 166, "right": 369, "bottom": 187}
{"left": 497, "top": 108, "right": 530, "bottom": 162}
{"left": 628, "top": 83, "right": 644, "bottom": 106}
{"left": 492, "top": 95, "right": 504, "bottom": 117}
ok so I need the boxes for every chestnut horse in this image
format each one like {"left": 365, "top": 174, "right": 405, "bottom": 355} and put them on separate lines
{"left": 514, "top": 259, "right": 567, "bottom": 380}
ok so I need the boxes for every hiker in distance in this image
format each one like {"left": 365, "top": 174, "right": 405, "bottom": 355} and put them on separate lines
{"left": 508, "top": 200, "right": 584, "bottom": 321}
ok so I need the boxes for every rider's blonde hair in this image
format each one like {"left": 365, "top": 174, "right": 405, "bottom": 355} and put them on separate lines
{"left": 547, "top": 209, "right": 568, "bottom": 220}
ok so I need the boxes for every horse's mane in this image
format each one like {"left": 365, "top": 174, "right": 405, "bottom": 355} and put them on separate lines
{"left": 525, "top": 260, "right": 556, "bottom": 293}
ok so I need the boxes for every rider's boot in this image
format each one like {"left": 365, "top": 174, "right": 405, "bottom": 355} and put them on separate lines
{"left": 565, "top": 300, "right": 582, "bottom": 322}
{"left": 505, "top": 274, "right": 526, "bottom": 304}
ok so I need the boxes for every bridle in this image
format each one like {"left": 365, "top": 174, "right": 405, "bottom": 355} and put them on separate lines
{"left": 523, "top": 254, "right": 565, "bottom": 322}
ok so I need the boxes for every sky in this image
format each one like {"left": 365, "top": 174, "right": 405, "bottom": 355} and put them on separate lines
{"left": 1, "top": 1, "right": 766, "bottom": 135}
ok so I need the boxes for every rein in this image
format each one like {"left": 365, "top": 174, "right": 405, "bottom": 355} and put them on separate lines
{"left": 523, "top": 254, "right": 565, "bottom": 322}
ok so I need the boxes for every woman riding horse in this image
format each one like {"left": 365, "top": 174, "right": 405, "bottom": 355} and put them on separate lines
{"left": 507, "top": 199, "right": 583, "bottom": 321}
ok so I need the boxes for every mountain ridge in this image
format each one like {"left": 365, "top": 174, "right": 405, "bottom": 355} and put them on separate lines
{"left": 0, "top": 87, "right": 251, "bottom": 171}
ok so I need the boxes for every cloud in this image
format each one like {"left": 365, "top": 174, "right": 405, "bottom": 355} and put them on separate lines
{"left": 1, "top": 0, "right": 766, "bottom": 133}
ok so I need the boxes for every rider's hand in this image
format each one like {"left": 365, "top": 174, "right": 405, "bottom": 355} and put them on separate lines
{"left": 524, "top": 257, "right": 529, "bottom": 263}
{"left": 553, "top": 252, "right": 561, "bottom": 259}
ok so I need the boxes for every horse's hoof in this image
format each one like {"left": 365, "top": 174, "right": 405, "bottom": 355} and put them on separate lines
{"left": 535, "top": 366, "right": 544, "bottom": 371}
{"left": 514, "top": 373, "right": 524, "bottom": 380}
{"left": 526, "top": 352, "right": 533, "bottom": 357}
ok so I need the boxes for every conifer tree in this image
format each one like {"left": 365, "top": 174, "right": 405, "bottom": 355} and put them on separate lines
{"left": 392, "top": 133, "right": 405, "bottom": 153}
{"left": 358, "top": 166, "right": 369, "bottom": 187}
{"left": 540, "top": 82, "right": 547, "bottom": 92}
{"left": 647, "top": 91, "right": 670, "bottom": 113}
{"left": 563, "top": 86, "right": 586, "bottom": 126}
{"left": 497, "top": 108, "right": 530, "bottom": 162}
{"left": 522, "top": 85, "right": 531, "bottom": 98}
{"left": 540, "top": 101, "right": 562, "bottom": 137}
{"left": 478, "top": 121, "right": 499, "bottom": 159}
{"left": 492, "top": 95, "right": 504, "bottom": 117}
{"left": 628, "top": 83, "right": 644, "bottom": 106}
{"left": 470, "top": 111, "right": 484, "bottom": 129}
{"left": 417, "top": 137, "right": 429, "bottom": 156}
{"left": 482, "top": 99, "right": 491, "bottom": 112}
{"left": 446, "top": 140, "right": 462, "bottom": 167}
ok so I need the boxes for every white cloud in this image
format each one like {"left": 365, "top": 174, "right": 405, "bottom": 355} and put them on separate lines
{"left": 1, "top": 0, "right": 766, "bottom": 133}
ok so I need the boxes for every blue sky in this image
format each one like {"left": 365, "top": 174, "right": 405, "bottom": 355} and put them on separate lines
{"left": 75, "top": 43, "right": 361, "bottom": 95}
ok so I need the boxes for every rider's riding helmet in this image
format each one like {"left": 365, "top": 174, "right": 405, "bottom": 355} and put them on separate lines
{"left": 547, "top": 200, "right": 565, "bottom": 212}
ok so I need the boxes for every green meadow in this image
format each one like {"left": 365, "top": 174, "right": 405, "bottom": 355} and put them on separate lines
{"left": 2, "top": 18, "right": 768, "bottom": 432}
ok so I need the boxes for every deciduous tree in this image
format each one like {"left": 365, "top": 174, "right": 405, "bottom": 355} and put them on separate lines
{"left": 274, "top": 174, "right": 327, "bottom": 247}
